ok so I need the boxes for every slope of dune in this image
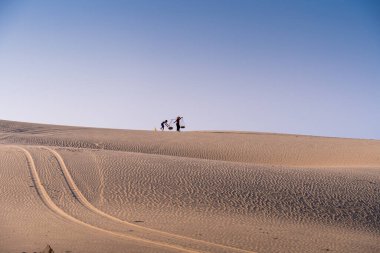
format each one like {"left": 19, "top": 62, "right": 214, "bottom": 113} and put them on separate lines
{"left": 0, "top": 119, "right": 379, "bottom": 253}
{"left": 1, "top": 120, "right": 379, "bottom": 167}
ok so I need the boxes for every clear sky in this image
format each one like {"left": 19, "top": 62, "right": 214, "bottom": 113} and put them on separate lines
{"left": 0, "top": 0, "right": 379, "bottom": 139}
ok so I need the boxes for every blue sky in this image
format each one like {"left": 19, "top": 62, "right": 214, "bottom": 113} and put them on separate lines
{"left": 0, "top": 0, "right": 379, "bottom": 139}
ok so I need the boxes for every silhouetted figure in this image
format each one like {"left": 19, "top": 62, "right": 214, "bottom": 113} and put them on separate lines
{"left": 174, "top": 116, "right": 182, "bottom": 132}
{"left": 161, "top": 120, "right": 169, "bottom": 131}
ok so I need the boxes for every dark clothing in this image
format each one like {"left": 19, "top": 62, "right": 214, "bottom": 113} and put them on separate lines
{"left": 175, "top": 117, "right": 182, "bottom": 132}
{"left": 161, "top": 120, "right": 168, "bottom": 130}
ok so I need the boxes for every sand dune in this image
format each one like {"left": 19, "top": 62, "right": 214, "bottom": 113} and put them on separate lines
{"left": 0, "top": 120, "right": 379, "bottom": 253}
{"left": 1, "top": 120, "right": 379, "bottom": 168}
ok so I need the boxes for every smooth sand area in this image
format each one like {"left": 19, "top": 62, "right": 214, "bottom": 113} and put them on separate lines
{"left": 0, "top": 120, "right": 379, "bottom": 253}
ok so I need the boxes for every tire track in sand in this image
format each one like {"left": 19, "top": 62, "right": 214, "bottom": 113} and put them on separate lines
{"left": 14, "top": 145, "right": 202, "bottom": 253}
{"left": 44, "top": 146, "right": 255, "bottom": 253}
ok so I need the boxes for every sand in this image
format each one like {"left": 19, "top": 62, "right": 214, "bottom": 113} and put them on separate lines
{"left": 0, "top": 119, "right": 379, "bottom": 253}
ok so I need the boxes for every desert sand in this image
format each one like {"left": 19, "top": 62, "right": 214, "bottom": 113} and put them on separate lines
{"left": 0, "top": 119, "right": 379, "bottom": 253}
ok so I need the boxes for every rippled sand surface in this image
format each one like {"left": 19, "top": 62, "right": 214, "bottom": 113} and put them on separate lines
{"left": 0, "top": 120, "right": 379, "bottom": 253}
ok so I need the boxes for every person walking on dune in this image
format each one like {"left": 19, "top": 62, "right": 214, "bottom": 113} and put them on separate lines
{"left": 174, "top": 116, "right": 182, "bottom": 132}
{"left": 160, "top": 120, "right": 169, "bottom": 131}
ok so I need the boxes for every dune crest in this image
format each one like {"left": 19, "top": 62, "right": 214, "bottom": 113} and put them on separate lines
{"left": 0, "top": 120, "right": 379, "bottom": 168}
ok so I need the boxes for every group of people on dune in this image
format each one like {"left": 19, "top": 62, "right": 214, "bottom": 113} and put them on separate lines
{"left": 161, "top": 116, "right": 184, "bottom": 132}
